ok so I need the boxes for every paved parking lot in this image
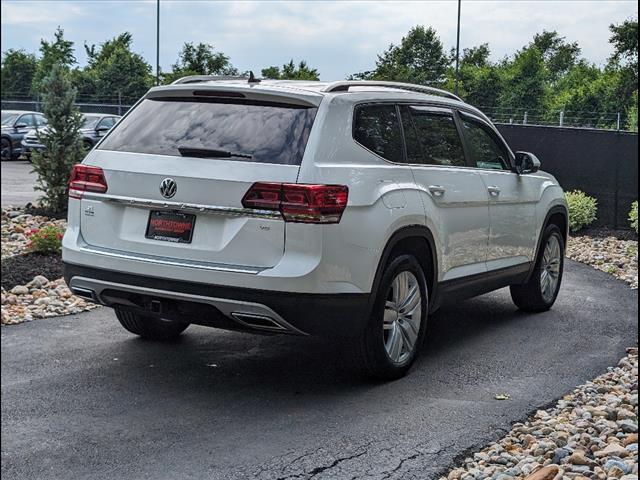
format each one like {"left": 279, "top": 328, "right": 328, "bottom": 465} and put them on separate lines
{"left": 1, "top": 160, "right": 39, "bottom": 207}
{"left": 1, "top": 260, "right": 637, "bottom": 480}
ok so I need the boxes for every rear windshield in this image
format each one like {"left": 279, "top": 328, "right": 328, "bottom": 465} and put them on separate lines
{"left": 98, "top": 97, "right": 317, "bottom": 165}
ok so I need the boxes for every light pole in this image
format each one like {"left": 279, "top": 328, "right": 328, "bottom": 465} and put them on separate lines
{"left": 156, "top": 0, "right": 160, "bottom": 85}
{"left": 454, "top": 0, "right": 461, "bottom": 96}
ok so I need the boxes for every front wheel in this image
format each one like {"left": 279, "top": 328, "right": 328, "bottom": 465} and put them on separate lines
{"left": 510, "top": 225, "right": 565, "bottom": 312}
{"left": 353, "top": 254, "right": 428, "bottom": 380}
{"left": 115, "top": 308, "right": 189, "bottom": 340}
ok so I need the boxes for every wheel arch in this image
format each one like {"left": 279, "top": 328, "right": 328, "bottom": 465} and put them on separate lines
{"left": 526, "top": 204, "right": 569, "bottom": 282}
{"left": 369, "top": 225, "right": 439, "bottom": 312}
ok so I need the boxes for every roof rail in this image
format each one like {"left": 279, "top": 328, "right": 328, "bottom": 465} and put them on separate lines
{"left": 171, "top": 75, "right": 249, "bottom": 85}
{"left": 322, "top": 81, "right": 462, "bottom": 102}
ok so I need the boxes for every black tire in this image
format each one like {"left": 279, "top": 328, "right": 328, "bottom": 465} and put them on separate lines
{"left": 115, "top": 307, "right": 189, "bottom": 340}
{"left": 1, "top": 138, "right": 12, "bottom": 161}
{"left": 353, "top": 254, "right": 428, "bottom": 380}
{"left": 510, "top": 224, "right": 565, "bottom": 312}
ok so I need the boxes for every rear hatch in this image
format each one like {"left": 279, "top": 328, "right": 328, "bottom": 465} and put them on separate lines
{"left": 78, "top": 87, "right": 319, "bottom": 270}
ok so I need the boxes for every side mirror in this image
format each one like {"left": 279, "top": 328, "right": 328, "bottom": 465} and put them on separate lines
{"left": 95, "top": 126, "right": 110, "bottom": 133}
{"left": 514, "top": 151, "right": 541, "bottom": 174}
{"left": 14, "top": 123, "right": 28, "bottom": 129}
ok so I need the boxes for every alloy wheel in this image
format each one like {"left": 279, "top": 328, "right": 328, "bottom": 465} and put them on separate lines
{"left": 540, "top": 235, "right": 562, "bottom": 303}
{"left": 383, "top": 271, "right": 422, "bottom": 364}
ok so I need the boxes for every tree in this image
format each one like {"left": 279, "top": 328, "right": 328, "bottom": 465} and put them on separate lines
{"left": 531, "top": 30, "right": 581, "bottom": 80}
{"left": 627, "top": 90, "right": 638, "bottom": 131}
{"left": 608, "top": 18, "right": 638, "bottom": 125}
{"left": 459, "top": 44, "right": 491, "bottom": 68}
{"left": 609, "top": 18, "right": 638, "bottom": 69}
{"left": 1, "top": 49, "right": 37, "bottom": 97}
{"left": 81, "top": 33, "right": 153, "bottom": 102}
{"left": 31, "top": 27, "right": 75, "bottom": 94}
{"left": 163, "top": 42, "right": 238, "bottom": 83}
{"left": 261, "top": 60, "right": 319, "bottom": 80}
{"left": 444, "top": 44, "right": 503, "bottom": 108}
{"left": 498, "top": 47, "right": 548, "bottom": 115}
{"left": 31, "top": 64, "right": 85, "bottom": 213}
{"left": 353, "top": 26, "right": 450, "bottom": 86}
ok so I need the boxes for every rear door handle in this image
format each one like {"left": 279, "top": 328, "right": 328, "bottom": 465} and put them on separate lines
{"left": 487, "top": 186, "right": 501, "bottom": 196}
{"left": 428, "top": 185, "right": 446, "bottom": 197}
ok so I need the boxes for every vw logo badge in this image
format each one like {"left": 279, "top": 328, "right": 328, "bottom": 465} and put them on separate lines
{"left": 159, "top": 178, "right": 177, "bottom": 199}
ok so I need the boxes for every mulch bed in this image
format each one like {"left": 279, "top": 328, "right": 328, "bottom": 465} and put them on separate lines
{"left": 23, "top": 203, "right": 68, "bottom": 221}
{"left": 1, "top": 252, "right": 63, "bottom": 291}
{"left": 573, "top": 226, "right": 638, "bottom": 241}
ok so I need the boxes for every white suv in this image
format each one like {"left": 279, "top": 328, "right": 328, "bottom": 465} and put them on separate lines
{"left": 62, "top": 78, "right": 568, "bottom": 379}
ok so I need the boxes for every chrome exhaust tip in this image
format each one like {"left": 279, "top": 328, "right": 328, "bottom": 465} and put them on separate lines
{"left": 231, "top": 312, "right": 289, "bottom": 333}
{"left": 70, "top": 286, "right": 97, "bottom": 302}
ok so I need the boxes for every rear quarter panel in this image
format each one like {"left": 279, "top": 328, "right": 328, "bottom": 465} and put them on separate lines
{"left": 295, "top": 96, "right": 437, "bottom": 293}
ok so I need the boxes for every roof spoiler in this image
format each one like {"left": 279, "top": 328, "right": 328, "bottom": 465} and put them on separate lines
{"left": 171, "top": 75, "right": 249, "bottom": 85}
{"left": 172, "top": 71, "right": 262, "bottom": 85}
{"left": 322, "top": 81, "right": 462, "bottom": 102}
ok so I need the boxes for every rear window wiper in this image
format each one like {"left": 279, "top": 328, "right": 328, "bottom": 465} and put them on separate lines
{"left": 177, "top": 146, "right": 252, "bottom": 159}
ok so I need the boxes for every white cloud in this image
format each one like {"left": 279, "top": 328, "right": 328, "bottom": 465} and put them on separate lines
{"left": 1, "top": 0, "right": 637, "bottom": 79}
{"left": 1, "top": 1, "right": 87, "bottom": 26}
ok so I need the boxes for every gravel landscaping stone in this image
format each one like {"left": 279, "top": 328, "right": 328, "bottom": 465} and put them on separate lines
{"left": 567, "top": 233, "right": 638, "bottom": 289}
{"left": 439, "top": 347, "right": 638, "bottom": 480}
{"left": 1, "top": 206, "right": 99, "bottom": 325}
{"left": 1, "top": 205, "right": 67, "bottom": 258}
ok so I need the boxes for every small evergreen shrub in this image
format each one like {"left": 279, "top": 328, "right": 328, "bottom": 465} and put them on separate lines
{"left": 31, "top": 64, "right": 85, "bottom": 214}
{"left": 565, "top": 190, "right": 598, "bottom": 232}
{"left": 26, "top": 226, "right": 64, "bottom": 253}
{"left": 630, "top": 201, "right": 638, "bottom": 233}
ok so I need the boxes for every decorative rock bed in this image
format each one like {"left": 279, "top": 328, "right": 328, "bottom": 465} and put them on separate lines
{"left": 1, "top": 206, "right": 99, "bottom": 326}
{"left": 567, "top": 234, "right": 638, "bottom": 290}
{"left": 439, "top": 347, "right": 638, "bottom": 480}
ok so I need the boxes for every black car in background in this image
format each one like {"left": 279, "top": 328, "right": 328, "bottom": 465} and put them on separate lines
{"left": 1, "top": 110, "right": 48, "bottom": 160}
{"left": 21, "top": 113, "right": 121, "bottom": 160}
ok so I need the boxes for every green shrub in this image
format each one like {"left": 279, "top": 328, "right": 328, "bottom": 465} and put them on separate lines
{"left": 565, "top": 190, "right": 598, "bottom": 232}
{"left": 31, "top": 64, "right": 85, "bottom": 214}
{"left": 630, "top": 201, "right": 638, "bottom": 233}
{"left": 26, "top": 226, "right": 64, "bottom": 253}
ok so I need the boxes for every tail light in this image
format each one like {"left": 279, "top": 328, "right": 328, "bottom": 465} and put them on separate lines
{"left": 242, "top": 182, "right": 349, "bottom": 224}
{"left": 68, "top": 164, "right": 108, "bottom": 199}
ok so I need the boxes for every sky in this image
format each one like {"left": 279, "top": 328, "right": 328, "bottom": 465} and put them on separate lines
{"left": 1, "top": 0, "right": 638, "bottom": 80}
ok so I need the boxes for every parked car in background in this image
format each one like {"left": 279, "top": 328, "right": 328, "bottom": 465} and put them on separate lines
{"left": 1, "top": 110, "right": 47, "bottom": 160}
{"left": 63, "top": 78, "right": 568, "bottom": 380}
{"left": 21, "top": 113, "right": 120, "bottom": 160}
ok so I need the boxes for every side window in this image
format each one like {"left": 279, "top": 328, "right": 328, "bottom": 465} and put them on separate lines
{"left": 353, "top": 104, "right": 403, "bottom": 163}
{"left": 35, "top": 114, "right": 47, "bottom": 126}
{"left": 406, "top": 106, "right": 466, "bottom": 167}
{"left": 460, "top": 116, "right": 510, "bottom": 170}
{"left": 97, "top": 117, "right": 115, "bottom": 129}
{"left": 17, "top": 114, "right": 35, "bottom": 128}
{"left": 399, "top": 106, "right": 423, "bottom": 164}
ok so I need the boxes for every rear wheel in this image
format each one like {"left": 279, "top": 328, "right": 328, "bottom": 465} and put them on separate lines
{"left": 1, "top": 139, "right": 12, "bottom": 161}
{"left": 510, "top": 225, "right": 564, "bottom": 312}
{"left": 354, "top": 254, "right": 428, "bottom": 380}
{"left": 115, "top": 308, "right": 189, "bottom": 340}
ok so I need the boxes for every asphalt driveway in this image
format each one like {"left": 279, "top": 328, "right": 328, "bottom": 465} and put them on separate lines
{"left": 1, "top": 160, "right": 39, "bottom": 207}
{"left": 1, "top": 260, "right": 637, "bottom": 480}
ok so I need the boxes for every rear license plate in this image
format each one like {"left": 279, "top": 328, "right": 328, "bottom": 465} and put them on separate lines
{"left": 145, "top": 210, "right": 196, "bottom": 243}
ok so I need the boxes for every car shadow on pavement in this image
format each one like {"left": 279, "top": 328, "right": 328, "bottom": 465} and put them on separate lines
{"left": 72, "top": 287, "right": 536, "bottom": 403}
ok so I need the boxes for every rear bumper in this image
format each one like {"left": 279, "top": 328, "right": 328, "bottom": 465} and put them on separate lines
{"left": 63, "top": 262, "right": 371, "bottom": 338}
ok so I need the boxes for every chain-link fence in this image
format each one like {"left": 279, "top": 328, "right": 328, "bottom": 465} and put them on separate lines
{"left": 1, "top": 94, "right": 634, "bottom": 131}
{"left": 1, "top": 92, "right": 136, "bottom": 116}
{"left": 478, "top": 106, "right": 629, "bottom": 131}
